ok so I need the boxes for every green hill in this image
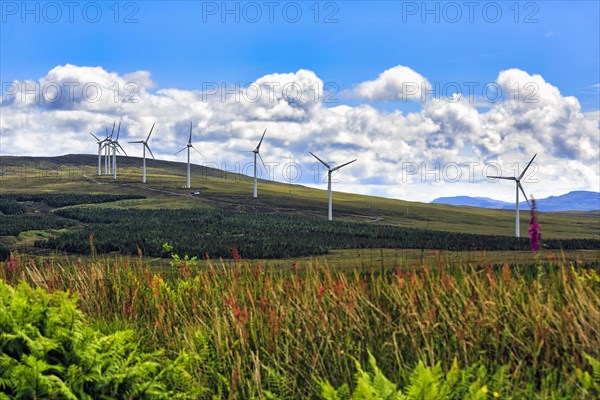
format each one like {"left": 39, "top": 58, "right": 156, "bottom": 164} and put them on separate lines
{"left": 1, "top": 154, "right": 599, "bottom": 241}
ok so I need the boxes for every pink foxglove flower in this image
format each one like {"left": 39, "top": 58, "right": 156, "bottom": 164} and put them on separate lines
{"left": 528, "top": 197, "right": 541, "bottom": 252}
{"left": 8, "top": 254, "right": 15, "bottom": 273}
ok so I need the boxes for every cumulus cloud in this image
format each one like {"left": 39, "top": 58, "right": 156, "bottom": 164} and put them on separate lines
{"left": 0, "top": 64, "right": 598, "bottom": 202}
{"left": 350, "top": 65, "right": 431, "bottom": 102}
{"left": 481, "top": 68, "right": 599, "bottom": 162}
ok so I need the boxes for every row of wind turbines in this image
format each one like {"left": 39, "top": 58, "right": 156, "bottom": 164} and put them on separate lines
{"left": 90, "top": 122, "right": 355, "bottom": 222}
{"left": 90, "top": 122, "right": 536, "bottom": 236}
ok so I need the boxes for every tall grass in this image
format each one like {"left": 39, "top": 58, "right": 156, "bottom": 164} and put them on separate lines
{"left": 2, "top": 252, "right": 599, "bottom": 398}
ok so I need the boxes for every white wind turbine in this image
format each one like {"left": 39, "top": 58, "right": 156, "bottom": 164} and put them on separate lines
{"left": 250, "top": 129, "right": 267, "bottom": 198}
{"left": 90, "top": 130, "right": 111, "bottom": 176}
{"left": 128, "top": 123, "right": 156, "bottom": 183}
{"left": 310, "top": 152, "right": 357, "bottom": 221}
{"left": 174, "top": 121, "right": 204, "bottom": 189}
{"left": 486, "top": 154, "right": 537, "bottom": 237}
{"left": 104, "top": 123, "right": 116, "bottom": 175}
{"left": 111, "top": 121, "right": 127, "bottom": 180}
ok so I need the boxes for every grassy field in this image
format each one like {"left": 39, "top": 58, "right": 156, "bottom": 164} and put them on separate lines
{"left": 267, "top": 248, "right": 600, "bottom": 271}
{"left": 1, "top": 252, "right": 599, "bottom": 398}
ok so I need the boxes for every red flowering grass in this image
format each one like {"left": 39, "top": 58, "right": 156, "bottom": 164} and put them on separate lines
{"left": 1, "top": 252, "right": 598, "bottom": 398}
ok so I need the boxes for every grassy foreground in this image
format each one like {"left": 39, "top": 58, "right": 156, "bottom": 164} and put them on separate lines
{"left": 1, "top": 252, "right": 599, "bottom": 398}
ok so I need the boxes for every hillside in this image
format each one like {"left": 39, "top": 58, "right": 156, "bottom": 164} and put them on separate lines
{"left": 1, "top": 154, "right": 599, "bottom": 242}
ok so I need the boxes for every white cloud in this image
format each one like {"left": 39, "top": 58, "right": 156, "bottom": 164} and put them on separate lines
{"left": 584, "top": 109, "right": 600, "bottom": 123}
{"left": 0, "top": 64, "right": 598, "bottom": 203}
{"left": 484, "top": 68, "right": 599, "bottom": 162}
{"left": 350, "top": 65, "right": 431, "bottom": 102}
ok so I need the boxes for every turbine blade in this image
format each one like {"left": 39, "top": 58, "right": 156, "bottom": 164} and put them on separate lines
{"left": 330, "top": 159, "right": 357, "bottom": 172}
{"left": 116, "top": 142, "right": 128, "bottom": 156}
{"left": 310, "top": 152, "right": 330, "bottom": 169}
{"left": 518, "top": 182, "right": 530, "bottom": 207}
{"left": 128, "top": 140, "right": 144, "bottom": 144}
{"left": 519, "top": 153, "right": 537, "bottom": 180}
{"left": 188, "top": 121, "right": 193, "bottom": 144}
{"left": 257, "top": 128, "right": 267, "bottom": 150}
{"left": 116, "top": 121, "right": 121, "bottom": 140}
{"left": 145, "top": 144, "right": 155, "bottom": 159}
{"left": 191, "top": 145, "right": 205, "bottom": 158}
{"left": 258, "top": 152, "right": 267, "bottom": 170}
{"left": 146, "top": 123, "right": 155, "bottom": 141}
{"left": 90, "top": 132, "right": 100, "bottom": 141}
{"left": 174, "top": 147, "right": 187, "bottom": 156}
{"left": 486, "top": 176, "right": 516, "bottom": 180}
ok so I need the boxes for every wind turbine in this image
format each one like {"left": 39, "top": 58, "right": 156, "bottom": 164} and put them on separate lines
{"left": 486, "top": 154, "right": 537, "bottom": 237}
{"left": 128, "top": 123, "right": 155, "bottom": 183}
{"left": 310, "top": 152, "right": 357, "bottom": 221}
{"left": 250, "top": 129, "right": 267, "bottom": 198}
{"left": 104, "top": 123, "right": 115, "bottom": 175}
{"left": 174, "top": 121, "right": 204, "bottom": 189}
{"left": 111, "top": 121, "right": 127, "bottom": 180}
{"left": 90, "top": 130, "right": 111, "bottom": 176}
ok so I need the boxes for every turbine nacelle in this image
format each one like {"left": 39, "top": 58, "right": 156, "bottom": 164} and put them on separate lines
{"left": 175, "top": 121, "right": 205, "bottom": 158}
{"left": 310, "top": 152, "right": 357, "bottom": 173}
{"left": 128, "top": 123, "right": 156, "bottom": 160}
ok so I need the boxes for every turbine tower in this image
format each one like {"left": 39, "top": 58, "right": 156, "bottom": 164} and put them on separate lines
{"left": 486, "top": 154, "right": 537, "bottom": 237}
{"left": 128, "top": 123, "right": 155, "bottom": 183}
{"left": 111, "top": 122, "right": 127, "bottom": 180}
{"left": 104, "top": 123, "right": 116, "bottom": 175}
{"left": 174, "top": 121, "right": 204, "bottom": 189}
{"left": 251, "top": 129, "right": 267, "bottom": 198}
{"left": 310, "top": 152, "right": 357, "bottom": 221}
{"left": 90, "top": 130, "right": 110, "bottom": 176}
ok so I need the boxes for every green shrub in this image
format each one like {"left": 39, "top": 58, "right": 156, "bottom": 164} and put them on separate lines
{"left": 0, "top": 280, "right": 205, "bottom": 399}
{"left": 0, "top": 199, "right": 27, "bottom": 215}
{"left": 318, "top": 351, "right": 600, "bottom": 400}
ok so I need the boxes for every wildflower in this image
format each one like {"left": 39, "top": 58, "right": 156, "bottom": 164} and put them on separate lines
{"left": 8, "top": 254, "right": 15, "bottom": 273}
{"left": 481, "top": 386, "right": 488, "bottom": 394}
{"left": 231, "top": 247, "right": 241, "bottom": 265}
{"left": 493, "top": 392, "right": 500, "bottom": 398}
{"left": 528, "top": 196, "right": 541, "bottom": 252}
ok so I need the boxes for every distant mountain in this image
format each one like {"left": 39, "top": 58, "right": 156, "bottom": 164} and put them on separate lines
{"left": 431, "top": 191, "right": 600, "bottom": 212}
{"left": 430, "top": 196, "right": 509, "bottom": 209}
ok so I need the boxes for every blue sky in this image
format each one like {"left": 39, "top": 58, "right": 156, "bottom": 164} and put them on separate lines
{"left": 1, "top": 1, "right": 599, "bottom": 202}
{"left": 2, "top": 1, "right": 598, "bottom": 108}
